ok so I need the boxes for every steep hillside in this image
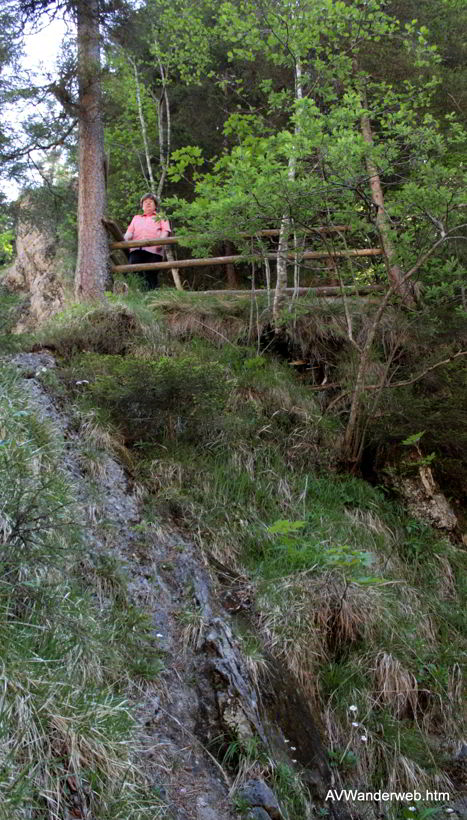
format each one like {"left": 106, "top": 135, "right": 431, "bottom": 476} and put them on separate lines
{"left": 0, "top": 289, "right": 466, "bottom": 820}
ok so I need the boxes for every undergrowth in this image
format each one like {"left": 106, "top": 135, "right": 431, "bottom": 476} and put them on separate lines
{"left": 13, "top": 290, "right": 467, "bottom": 811}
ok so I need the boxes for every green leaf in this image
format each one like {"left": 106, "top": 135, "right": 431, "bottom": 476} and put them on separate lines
{"left": 267, "top": 519, "right": 306, "bottom": 535}
{"left": 402, "top": 431, "right": 425, "bottom": 446}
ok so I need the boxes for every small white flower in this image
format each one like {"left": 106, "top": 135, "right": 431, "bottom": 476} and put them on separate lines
{"left": 351, "top": 722, "right": 359, "bottom": 727}
{"left": 156, "top": 633, "right": 164, "bottom": 638}
{"left": 290, "top": 746, "right": 297, "bottom": 751}
{"left": 445, "top": 810, "right": 454, "bottom": 814}
{"left": 408, "top": 807, "right": 416, "bottom": 812}
{"left": 349, "top": 705, "right": 358, "bottom": 713}
{"left": 292, "top": 759, "right": 298, "bottom": 763}
{"left": 284, "top": 739, "right": 290, "bottom": 744}
{"left": 360, "top": 735, "right": 368, "bottom": 742}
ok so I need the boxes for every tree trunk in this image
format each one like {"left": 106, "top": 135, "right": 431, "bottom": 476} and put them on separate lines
{"left": 130, "top": 57, "right": 156, "bottom": 192}
{"left": 75, "top": 0, "right": 109, "bottom": 300}
{"left": 224, "top": 240, "right": 239, "bottom": 288}
{"left": 359, "top": 102, "right": 416, "bottom": 307}
{"left": 273, "top": 59, "right": 302, "bottom": 329}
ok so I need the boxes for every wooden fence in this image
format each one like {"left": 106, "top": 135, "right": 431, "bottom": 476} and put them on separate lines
{"left": 106, "top": 222, "right": 384, "bottom": 294}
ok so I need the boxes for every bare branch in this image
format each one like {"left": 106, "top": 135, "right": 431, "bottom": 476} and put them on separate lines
{"left": 318, "top": 351, "right": 467, "bottom": 397}
{"left": 378, "top": 349, "right": 467, "bottom": 390}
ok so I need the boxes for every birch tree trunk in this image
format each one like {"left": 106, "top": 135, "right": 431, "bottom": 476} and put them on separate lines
{"left": 75, "top": 0, "right": 109, "bottom": 300}
{"left": 150, "top": 47, "right": 182, "bottom": 289}
{"left": 273, "top": 59, "right": 302, "bottom": 328}
{"left": 155, "top": 60, "right": 171, "bottom": 202}
{"left": 130, "top": 57, "right": 156, "bottom": 191}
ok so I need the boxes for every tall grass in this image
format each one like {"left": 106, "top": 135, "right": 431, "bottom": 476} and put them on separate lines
{"left": 0, "top": 364, "right": 167, "bottom": 819}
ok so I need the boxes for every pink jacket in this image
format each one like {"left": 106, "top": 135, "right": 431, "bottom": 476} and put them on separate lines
{"left": 124, "top": 214, "right": 171, "bottom": 254}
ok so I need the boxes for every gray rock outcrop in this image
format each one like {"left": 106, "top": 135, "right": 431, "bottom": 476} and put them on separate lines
{"left": 4, "top": 197, "right": 65, "bottom": 331}
{"left": 237, "top": 779, "right": 283, "bottom": 819}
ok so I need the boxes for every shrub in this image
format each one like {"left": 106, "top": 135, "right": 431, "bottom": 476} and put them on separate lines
{"left": 81, "top": 353, "right": 230, "bottom": 444}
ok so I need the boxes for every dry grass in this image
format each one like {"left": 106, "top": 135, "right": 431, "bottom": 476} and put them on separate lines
{"left": 0, "top": 650, "right": 156, "bottom": 819}
{"left": 178, "top": 604, "right": 207, "bottom": 652}
{"left": 79, "top": 412, "right": 135, "bottom": 473}
{"left": 144, "top": 458, "right": 184, "bottom": 493}
{"left": 372, "top": 652, "right": 418, "bottom": 718}
{"left": 344, "top": 508, "right": 397, "bottom": 542}
{"left": 257, "top": 572, "right": 385, "bottom": 705}
{"left": 149, "top": 291, "right": 268, "bottom": 346}
{"left": 434, "top": 553, "right": 458, "bottom": 600}
{"left": 324, "top": 702, "right": 454, "bottom": 797}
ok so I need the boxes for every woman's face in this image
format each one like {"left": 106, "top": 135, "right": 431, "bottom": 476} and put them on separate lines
{"left": 142, "top": 197, "right": 157, "bottom": 215}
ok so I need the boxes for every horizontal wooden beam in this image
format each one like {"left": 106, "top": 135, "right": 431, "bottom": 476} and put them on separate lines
{"left": 112, "top": 247, "right": 383, "bottom": 273}
{"left": 194, "top": 285, "right": 383, "bottom": 297}
{"left": 109, "top": 225, "right": 352, "bottom": 250}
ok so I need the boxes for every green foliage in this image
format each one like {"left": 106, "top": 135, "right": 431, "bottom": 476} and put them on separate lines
{"left": 0, "top": 284, "right": 26, "bottom": 352}
{"left": 401, "top": 431, "right": 425, "bottom": 446}
{"left": 168, "top": 145, "right": 204, "bottom": 183}
{"left": 0, "top": 227, "right": 13, "bottom": 264}
{"left": 104, "top": 52, "right": 161, "bottom": 224}
{"left": 155, "top": 0, "right": 467, "bottom": 305}
{"left": 264, "top": 517, "right": 377, "bottom": 579}
{"left": 76, "top": 352, "right": 229, "bottom": 445}
{"left": 246, "top": 474, "right": 393, "bottom": 578}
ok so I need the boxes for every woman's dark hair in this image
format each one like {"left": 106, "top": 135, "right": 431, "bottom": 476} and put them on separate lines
{"left": 140, "top": 193, "right": 158, "bottom": 208}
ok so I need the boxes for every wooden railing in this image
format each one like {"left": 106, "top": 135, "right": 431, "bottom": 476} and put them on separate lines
{"left": 106, "top": 222, "right": 384, "bottom": 294}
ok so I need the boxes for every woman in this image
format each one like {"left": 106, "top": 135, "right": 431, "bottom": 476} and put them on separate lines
{"left": 124, "top": 193, "right": 171, "bottom": 289}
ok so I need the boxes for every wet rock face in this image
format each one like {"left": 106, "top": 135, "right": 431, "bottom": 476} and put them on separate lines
{"left": 4, "top": 198, "right": 65, "bottom": 332}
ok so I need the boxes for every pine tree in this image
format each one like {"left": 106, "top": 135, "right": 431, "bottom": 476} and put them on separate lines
{"left": 12, "top": 0, "right": 122, "bottom": 299}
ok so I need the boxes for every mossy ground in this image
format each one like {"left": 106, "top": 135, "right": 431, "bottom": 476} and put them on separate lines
{"left": 2, "top": 285, "right": 466, "bottom": 817}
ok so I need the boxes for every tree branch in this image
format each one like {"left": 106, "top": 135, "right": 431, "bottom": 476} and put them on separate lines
{"left": 318, "top": 351, "right": 467, "bottom": 399}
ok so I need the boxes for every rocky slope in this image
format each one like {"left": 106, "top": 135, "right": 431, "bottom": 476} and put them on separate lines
{"left": 10, "top": 351, "right": 334, "bottom": 820}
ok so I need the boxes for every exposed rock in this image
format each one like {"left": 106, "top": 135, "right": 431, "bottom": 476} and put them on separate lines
{"left": 196, "top": 795, "right": 228, "bottom": 820}
{"left": 203, "top": 618, "right": 267, "bottom": 744}
{"left": 237, "top": 779, "right": 283, "bottom": 819}
{"left": 247, "top": 809, "right": 272, "bottom": 820}
{"left": 4, "top": 197, "right": 65, "bottom": 332}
